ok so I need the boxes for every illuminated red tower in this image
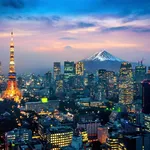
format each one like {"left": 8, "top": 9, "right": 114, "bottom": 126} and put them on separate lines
{"left": 2, "top": 32, "right": 22, "bottom": 103}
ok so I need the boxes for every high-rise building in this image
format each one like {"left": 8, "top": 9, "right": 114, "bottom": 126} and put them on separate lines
{"left": 141, "top": 80, "right": 150, "bottom": 114}
{"left": 87, "top": 73, "right": 95, "bottom": 97}
{"left": 64, "top": 61, "right": 75, "bottom": 80}
{"left": 124, "top": 135, "right": 143, "bottom": 150}
{"left": 53, "top": 62, "right": 61, "bottom": 80}
{"left": 144, "top": 114, "right": 150, "bottom": 132}
{"left": 56, "top": 74, "right": 64, "bottom": 93}
{"left": 97, "top": 70, "right": 118, "bottom": 100}
{"left": 119, "top": 62, "right": 134, "bottom": 105}
{"left": 106, "top": 71, "right": 118, "bottom": 99}
{"left": 97, "top": 69, "right": 107, "bottom": 100}
{"left": 146, "top": 66, "right": 150, "bottom": 79}
{"left": 2, "top": 32, "right": 22, "bottom": 103}
{"left": 44, "top": 71, "right": 52, "bottom": 87}
{"left": 88, "top": 73, "right": 95, "bottom": 86}
{"left": 75, "top": 62, "right": 84, "bottom": 76}
{"left": 135, "top": 63, "right": 146, "bottom": 97}
{"left": 135, "top": 63, "right": 146, "bottom": 82}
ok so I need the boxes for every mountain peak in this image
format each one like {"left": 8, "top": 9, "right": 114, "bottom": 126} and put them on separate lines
{"left": 85, "top": 50, "right": 123, "bottom": 62}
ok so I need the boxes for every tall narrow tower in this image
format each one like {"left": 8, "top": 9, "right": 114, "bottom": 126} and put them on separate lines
{"left": 2, "top": 32, "right": 22, "bottom": 103}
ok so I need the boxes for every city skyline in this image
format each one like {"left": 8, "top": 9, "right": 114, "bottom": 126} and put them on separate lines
{"left": 0, "top": 0, "right": 150, "bottom": 73}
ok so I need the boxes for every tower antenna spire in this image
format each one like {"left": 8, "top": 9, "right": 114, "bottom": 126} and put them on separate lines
{"left": 11, "top": 31, "right": 13, "bottom": 41}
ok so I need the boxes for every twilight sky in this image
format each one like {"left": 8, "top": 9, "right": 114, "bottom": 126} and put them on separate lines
{"left": 0, "top": 0, "right": 150, "bottom": 74}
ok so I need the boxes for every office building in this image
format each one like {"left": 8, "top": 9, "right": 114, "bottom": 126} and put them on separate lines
{"left": 77, "top": 121, "right": 101, "bottom": 142}
{"left": 97, "top": 69, "right": 107, "bottom": 100}
{"left": 105, "top": 71, "right": 118, "bottom": 99}
{"left": 135, "top": 63, "right": 146, "bottom": 97}
{"left": 44, "top": 71, "right": 52, "bottom": 87}
{"left": 135, "top": 62, "right": 146, "bottom": 82}
{"left": 17, "top": 139, "right": 43, "bottom": 150}
{"left": 146, "top": 66, "right": 150, "bottom": 79}
{"left": 5, "top": 128, "right": 32, "bottom": 144}
{"left": 55, "top": 74, "right": 64, "bottom": 93}
{"left": 76, "top": 128, "right": 88, "bottom": 142}
{"left": 46, "top": 126, "right": 73, "bottom": 149}
{"left": 64, "top": 61, "right": 75, "bottom": 80}
{"left": 141, "top": 80, "right": 150, "bottom": 114}
{"left": 144, "top": 114, "right": 150, "bottom": 132}
{"left": 106, "top": 132, "right": 126, "bottom": 150}
{"left": 53, "top": 62, "right": 61, "bottom": 80}
{"left": 119, "top": 62, "right": 134, "bottom": 105}
{"left": 87, "top": 73, "right": 95, "bottom": 97}
{"left": 25, "top": 100, "right": 59, "bottom": 114}
{"left": 124, "top": 135, "right": 142, "bottom": 150}
{"left": 75, "top": 62, "right": 84, "bottom": 76}
{"left": 123, "top": 134, "right": 150, "bottom": 150}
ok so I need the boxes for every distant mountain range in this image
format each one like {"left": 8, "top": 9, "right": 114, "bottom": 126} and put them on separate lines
{"left": 81, "top": 50, "right": 136, "bottom": 73}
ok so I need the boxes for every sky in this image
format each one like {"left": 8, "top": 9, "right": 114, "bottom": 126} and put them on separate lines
{"left": 0, "top": 0, "right": 150, "bottom": 74}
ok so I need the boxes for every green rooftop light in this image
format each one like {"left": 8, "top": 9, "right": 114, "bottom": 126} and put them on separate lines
{"left": 41, "top": 97, "right": 48, "bottom": 103}
{"left": 117, "top": 107, "right": 121, "bottom": 112}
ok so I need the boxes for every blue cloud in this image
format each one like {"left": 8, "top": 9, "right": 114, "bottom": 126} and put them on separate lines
{"left": 102, "top": 26, "right": 150, "bottom": 33}
{"left": 77, "top": 22, "right": 96, "bottom": 28}
{"left": 1, "top": 0, "right": 24, "bottom": 9}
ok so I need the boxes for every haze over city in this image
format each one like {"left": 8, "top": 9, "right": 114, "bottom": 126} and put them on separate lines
{"left": 0, "top": 0, "right": 150, "bottom": 73}
{"left": 1, "top": 1, "right": 150, "bottom": 150}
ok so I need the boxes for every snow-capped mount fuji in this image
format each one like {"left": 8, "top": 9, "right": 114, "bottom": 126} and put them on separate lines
{"left": 82, "top": 50, "right": 124, "bottom": 72}
{"left": 85, "top": 50, "right": 123, "bottom": 62}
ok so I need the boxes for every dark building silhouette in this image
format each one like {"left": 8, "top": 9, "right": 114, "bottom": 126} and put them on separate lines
{"left": 142, "top": 80, "right": 150, "bottom": 114}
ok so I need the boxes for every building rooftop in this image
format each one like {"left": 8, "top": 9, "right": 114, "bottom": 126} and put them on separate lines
{"left": 47, "top": 126, "right": 73, "bottom": 134}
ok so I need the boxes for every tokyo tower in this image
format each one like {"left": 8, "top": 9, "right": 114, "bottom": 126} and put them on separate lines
{"left": 2, "top": 32, "right": 22, "bottom": 103}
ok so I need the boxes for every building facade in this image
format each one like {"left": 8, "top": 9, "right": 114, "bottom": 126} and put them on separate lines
{"left": 119, "top": 62, "right": 134, "bottom": 105}
{"left": 75, "top": 62, "right": 84, "bottom": 76}
{"left": 53, "top": 62, "right": 61, "bottom": 80}
{"left": 46, "top": 126, "right": 73, "bottom": 149}
{"left": 64, "top": 61, "right": 75, "bottom": 80}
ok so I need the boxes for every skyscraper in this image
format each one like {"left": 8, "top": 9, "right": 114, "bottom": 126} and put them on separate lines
{"left": 135, "top": 63, "right": 146, "bottom": 82}
{"left": 2, "top": 32, "right": 22, "bottom": 103}
{"left": 87, "top": 73, "right": 95, "bottom": 97}
{"left": 135, "top": 63, "right": 146, "bottom": 97}
{"left": 45, "top": 71, "right": 52, "bottom": 87}
{"left": 56, "top": 74, "right": 64, "bottom": 93}
{"left": 64, "top": 61, "right": 75, "bottom": 80}
{"left": 119, "top": 62, "right": 134, "bottom": 105}
{"left": 75, "top": 62, "right": 84, "bottom": 76}
{"left": 141, "top": 80, "right": 150, "bottom": 114}
{"left": 53, "top": 62, "right": 61, "bottom": 80}
{"left": 146, "top": 66, "right": 150, "bottom": 79}
{"left": 105, "top": 71, "right": 118, "bottom": 99}
{"left": 97, "top": 69, "right": 107, "bottom": 100}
